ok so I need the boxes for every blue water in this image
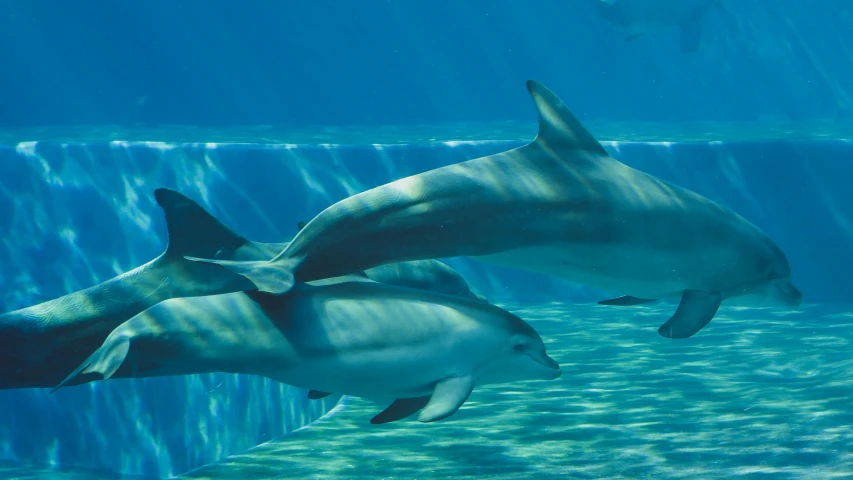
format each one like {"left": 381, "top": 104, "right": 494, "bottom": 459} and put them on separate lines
{"left": 1, "top": 134, "right": 851, "bottom": 479}
{"left": 1, "top": 0, "right": 852, "bottom": 478}
{"left": 180, "top": 301, "right": 853, "bottom": 479}
{"left": 1, "top": 1, "right": 852, "bottom": 127}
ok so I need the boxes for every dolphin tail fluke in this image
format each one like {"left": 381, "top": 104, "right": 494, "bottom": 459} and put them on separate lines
{"left": 184, "top": 257, "right": 295, "bottom": 295}
{"left": 51, "top": 336, "right": 131, "bottom": 393}
{"left": 154, "top": 188, "right": 258, "bottom": 296}
{"left": 658, "top": 290, "right": 722, "bottom": 339}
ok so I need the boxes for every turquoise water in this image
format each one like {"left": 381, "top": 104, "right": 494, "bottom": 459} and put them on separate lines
{"left": 1, "top": 128, "right": 852, "bottom": 478}
{"left": 2, "top": 120, "right": 853, "bottom": 145}
{"left": 177, "top": 301, "right": 853, "bottom": 479}
{"left": 8, "top": 301, "right": 851, "bottom": 479}
{"left": 3, "top": 0, "right": 853, "bottom": 477}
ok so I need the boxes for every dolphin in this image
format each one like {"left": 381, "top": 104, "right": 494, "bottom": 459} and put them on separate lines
{"left": 0, "top": 190, "right": 486, "bottom": 390}
{"left": 297, "top": 220, "right": 487, "bottom": 303}
{"left": 53, "top": 279, "right": 561, "bottom": 424}
{"left": 188, "top": 79, "right": 802, "bottom": 339}
{"left": 0, "top": 189, "right": 260, "bottom": 389}
{"left": 590, "top": 0, "right": 734, "bottom": 53}
{"left": 364, "top": 260, "right": 487, "bottom": 303}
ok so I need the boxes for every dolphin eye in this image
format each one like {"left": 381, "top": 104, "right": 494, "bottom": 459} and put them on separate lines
{"left": 513, "top": 344, "right": 526, "bottom": 353}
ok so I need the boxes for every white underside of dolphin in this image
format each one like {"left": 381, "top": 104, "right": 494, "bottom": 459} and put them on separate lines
{"left": 187, "top": 79, "right": 801, "bottom": 339}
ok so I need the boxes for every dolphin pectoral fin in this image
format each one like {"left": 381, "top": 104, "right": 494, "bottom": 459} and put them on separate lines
{"left": 370, "top": 396, "right": 431, "bottom": 425}
{"left": 418, "top": 376, "right": 474, "bottom": 423}
{"left": 658, "top": 290, "right": 722, "bottom": 339}
{"left": 308, "top": 390, "right": 333, "bottom": 400}
{"left": 598, "top": 295, "right": 657, "bottom": 306}
{"left": 51, "top": 337, "right": 131, "bottom": 393}
{"left": 525, "top": 80, "right": 609, "bottom": 157}
{"left": 184, "top": 257, "right": 294, "bottom": 295}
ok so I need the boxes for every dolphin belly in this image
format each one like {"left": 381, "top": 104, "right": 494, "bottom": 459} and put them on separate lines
{"left": 279, "top": 349, "right": 446, "bottom": 399}
{"left": 472, "top": 243, "right": 696, "bottom": 299}
{"left": 271, "top": 290, "right": 481, "bottom": 399}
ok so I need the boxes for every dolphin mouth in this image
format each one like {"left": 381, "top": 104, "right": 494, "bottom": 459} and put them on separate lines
{"left": 527, "top": 351, "right": 562, "bottom": 378}
{"left": 776, "top": 281, "right": 803, "bottom": 308}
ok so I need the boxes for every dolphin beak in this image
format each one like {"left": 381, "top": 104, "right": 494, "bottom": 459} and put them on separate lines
{"left": 528, "top": 351, "right": 562, "bottom": 378}
{"left": 776, "top": 280, "right": 803, "bottom": 308}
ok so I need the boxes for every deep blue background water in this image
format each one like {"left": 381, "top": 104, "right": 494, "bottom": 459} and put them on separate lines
{"left": 1, "top": 0, "right": 852, "bottom": 128}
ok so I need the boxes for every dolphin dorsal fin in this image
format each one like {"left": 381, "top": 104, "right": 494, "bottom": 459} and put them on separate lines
{"left": 525, "top": 80, "right": 608, "bottom": 157}
{"left": 154, "top": 188, "right": 248, "bottom": 259}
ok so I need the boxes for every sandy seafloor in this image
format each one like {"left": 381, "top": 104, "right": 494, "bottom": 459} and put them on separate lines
{"left": 5, "top": 300, "right": 852, "bottom": 479}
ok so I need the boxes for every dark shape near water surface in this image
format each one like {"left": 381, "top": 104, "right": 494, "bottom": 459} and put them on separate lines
{"left": 188, "top": 79, "right": 801, "bottom": 339}
{"left": 590, "top": 0, "right": 735, "bottom": 53}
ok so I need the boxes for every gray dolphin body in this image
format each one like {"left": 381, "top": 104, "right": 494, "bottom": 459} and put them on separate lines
{"left": 190, "top": 80, "right": 801, "bottom": 339}
{"left": 296, "top": 220, "right": 486, "bottom": 302}
{"left": 55, "top": 279, "right": 560, "bottom": 424}
{"left": 0, "top": 191, "right": 482, "bottom": 390}
{"left": 0, "top": 189, "right": 258, "bottom": 389}
{"left": 364, "top": 260, "right": 486, "bottom": 303}
{"left": 590, "top": 0, "right": 732, "bottom": 53}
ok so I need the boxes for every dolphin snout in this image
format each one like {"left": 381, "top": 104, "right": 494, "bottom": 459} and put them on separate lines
{"left": 776, "top": 280, "right": 803, "bottom": 308}
{"left": 528, "top": 350, "right": 562, "bottom": 379}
